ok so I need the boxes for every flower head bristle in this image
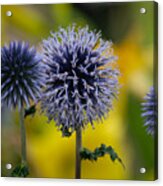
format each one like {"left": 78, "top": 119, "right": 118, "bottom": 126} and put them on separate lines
{"left": 1, "top": 41, "right": 44, "bottom": 109}
{"left": 141, "top": 87, "right": 158, "bottom": 135}
{"left": 41, "top": 25, "right": 120, "bottom": 130}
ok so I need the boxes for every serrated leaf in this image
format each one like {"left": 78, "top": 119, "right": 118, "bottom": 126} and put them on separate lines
{"left": 106, "top": 146, "right": 117, "bottom": 161}
{"left": 24, "top": 105, "right": 36, "bottom": 118}
{"left": 80, "top": 144, "right": 125, "bottom": 169}
{"left": 60, "top": 126, "right": 72, "bottom": 137}
{"left": 11, "top": 163, "right": 29, "bottom": 177}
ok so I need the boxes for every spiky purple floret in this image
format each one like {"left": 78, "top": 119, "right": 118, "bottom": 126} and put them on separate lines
{"left": 1, "top": 41, "right": 44, "bottom": 109}
{"left": 141, "top": 87, "right": 158, "bottom": 135}
{"left": 41, "top": 25, "right": 119, "bottom": 130}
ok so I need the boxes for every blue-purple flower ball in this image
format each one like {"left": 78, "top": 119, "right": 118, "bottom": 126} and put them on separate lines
{"left": 1, "top": 41, "right": 44, "bottom": 109}
{"left": 141, "top": 87, "right": 158, "bottom": 135}
{"left": 41, "top": 25, "right": 119, "bottom": 130}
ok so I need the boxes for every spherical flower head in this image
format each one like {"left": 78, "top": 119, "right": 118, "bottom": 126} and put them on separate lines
{"left": 1, "top": 41, "right": 44, "bottom": 109}
{"left": 141, "top": 87, "right": 158, "bottom": 136}
{"left": 41, "top": 25, "right": 119, "bottom": 131}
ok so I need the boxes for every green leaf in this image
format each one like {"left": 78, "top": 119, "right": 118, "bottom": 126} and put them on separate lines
{"left": 80, "top": 144, "right": 125, "bottom": 169}
{"left": 60, "top": 126, "right": 73, "bottom": 137}
{"left": 11, "top": 163, "right": 29, "bottom": 177}
{"left": 24, "top": 105, "right": 36, "bottom": 118}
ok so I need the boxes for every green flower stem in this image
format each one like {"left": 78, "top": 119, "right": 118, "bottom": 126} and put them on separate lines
{"left": 19, "top": 108, "right": 27, "bottom": 164}
{"left": 75, "top": 127, "right": 82, "bottom": 179}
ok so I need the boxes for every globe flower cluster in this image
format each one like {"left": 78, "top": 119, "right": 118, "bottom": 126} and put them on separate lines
{"left": 141, "top": 87, "right": 158, "bottom": 135}
{"left": 41, "top": 25, "right": 119, "bottom": 130}
{"left": 1, "top": 41, "right": 44, "bottom": 109}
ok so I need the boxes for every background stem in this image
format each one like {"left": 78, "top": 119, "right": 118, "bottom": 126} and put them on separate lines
{"left": 75, "top": 127, "right": 82, "bottom": 179}
{"left": 19, "top": 108, "right": 27, "bottom": 164}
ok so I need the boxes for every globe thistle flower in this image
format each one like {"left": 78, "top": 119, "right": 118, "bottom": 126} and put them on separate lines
{"left": 41, "top": 25, "right": 119, "bottom": 131}
{"left": 1, "top": 41, "right": 44, "bottom": 109}
{"left": 141, "top": 87, "right": 158, "bottom": 135}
